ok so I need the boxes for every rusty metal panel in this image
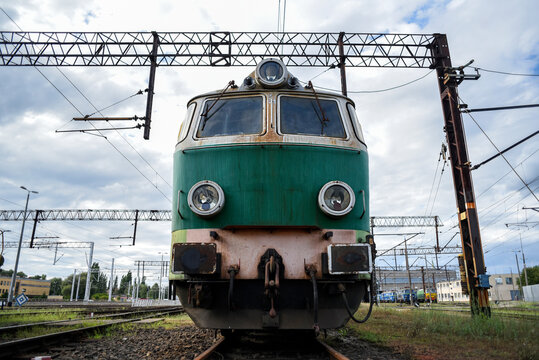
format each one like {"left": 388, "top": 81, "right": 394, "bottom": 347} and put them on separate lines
{"left": 328, "top": 243, "right": 371, "bottom": 274}
{"left": 173, "top": 243, "right": 217, "bottom": 274}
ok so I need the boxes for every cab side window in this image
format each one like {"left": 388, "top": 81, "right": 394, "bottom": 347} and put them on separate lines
{"left": 178, "top": 102, "right": 196, "bottom": 142}
{"left": 346, "top": 103, "right": 366, "bottom": 144}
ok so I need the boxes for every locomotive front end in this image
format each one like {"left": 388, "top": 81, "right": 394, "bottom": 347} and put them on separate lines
{"left": 170, "top": 59, "right": 373, "bottom": 330}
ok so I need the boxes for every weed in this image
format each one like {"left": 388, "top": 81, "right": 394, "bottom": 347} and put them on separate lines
{"left": 346, "top": 306, "right": 539, "bottom": 360}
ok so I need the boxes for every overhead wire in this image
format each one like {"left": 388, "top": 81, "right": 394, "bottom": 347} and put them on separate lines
{"left": 457, "top": 94, "right": 538, "bottom": 202}
{"left": 428, "top": 159, "right": 447, "bottom": 216}
{"left": 0, "top": 197, "right": 23, "bottom": 207}
{"left": 473, "top": 67, "right": 539, "bottom": 77}
{"left": 480, "top": 181, "right": 538, "bottom": 230}
{"left": 55, "top": 68, "right": 172, "bottom": 190}
{"left": 476, "top": 148, "right": 539, "bottom": 200}
{"left": 86, "top": 90, "right": 144, "bottom": 117}
{"left": 1, "top": 8, "right": 172, "bottom": 202}
{"left": 302, "top": 69, "right": 435, "bottom": 94}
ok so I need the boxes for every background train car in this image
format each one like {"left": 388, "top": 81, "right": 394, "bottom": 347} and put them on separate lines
{"left": 416, "top": 289, "right": 426, "bottom": 303}
{"left": 397, "top": 289, "right": 417, "bottom": 303}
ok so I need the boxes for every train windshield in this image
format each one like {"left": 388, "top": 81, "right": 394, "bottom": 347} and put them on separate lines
{"left": 280, "top": 96, "right": 346, "bottom": 138}
{"left": 196, "top": 96, "right": 263, "bottom": 138}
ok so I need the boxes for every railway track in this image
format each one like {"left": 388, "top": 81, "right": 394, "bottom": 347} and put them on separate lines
{"left": 415, "top": 306, "right": 539, "bottom": 321}
{"left": 194, "top": 331, "right": 350, "bottom": 360}
{"left": 0, "top": 306, "right": 182, "bottom": 335}
{"left": 0, "top": 307, "right": 183, "bottom": 359}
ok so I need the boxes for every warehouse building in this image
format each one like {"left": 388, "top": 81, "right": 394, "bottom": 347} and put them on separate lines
{"left": 0, "top": 277, "right": 51, "bottom": 298}
{"left": 436, "top": 273, "right": 521, "bottom": 302}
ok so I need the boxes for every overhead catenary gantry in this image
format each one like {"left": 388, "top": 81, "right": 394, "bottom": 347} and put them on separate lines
{"left": 0, "top": 210, "right": 435, "bottom": 225}
{"left": 0, "top": 31, "right": 490, "bottom": 315}
{"left": 0, "top": 32, "right": 436, "bottom": 67}
{"left": 0, "top": 210, "right": 437, "bottom": 244}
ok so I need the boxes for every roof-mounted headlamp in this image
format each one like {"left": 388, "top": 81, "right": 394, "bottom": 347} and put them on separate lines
{"left": 256, "top": 58, "right": 288, "bottom": 88}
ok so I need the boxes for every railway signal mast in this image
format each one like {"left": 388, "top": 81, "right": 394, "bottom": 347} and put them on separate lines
{"left": 0, "top": 31, "right": 490, "bottom": 315}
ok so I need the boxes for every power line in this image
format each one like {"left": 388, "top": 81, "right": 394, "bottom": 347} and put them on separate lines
{"left": 86, "top": 90, "right": 144, "bottom": 117}
{"left": 305, "top": 69, "right": 435, "bottom": 94}
{"left": 458, "top": 95, "right": 538, "bottom": 202}
{"left": 471, "top": 131, "right": 539, "bottom": 170}
{"left": 481, "top": 182, "right": 539, "bottom": 230}
{"left": 0, "top": 197, "right": 22, "bottom": 207}
{"left": 474, "top": 66, "right": 539, "bottom": 77}
{"left": 55, "top": 68, "right": 172, "bottom": 190}
{"left": 462, "top": 104, "right": 539, "bottom": 113}
{"left": 1, "top": 7, "right": 171, "bottom": 202}
{"left": 476, "top": 149, "right": 539, "bottom": 199}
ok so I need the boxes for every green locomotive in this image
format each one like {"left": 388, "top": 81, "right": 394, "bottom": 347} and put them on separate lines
{"left": 170, "top": 59, "right": 374, "bottom": 330}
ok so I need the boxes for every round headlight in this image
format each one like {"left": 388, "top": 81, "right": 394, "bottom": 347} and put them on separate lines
{"left": 188, "top": 180, "right": 225, "bottom": 217}
{"left": 256, "top": 58, "right": 287, "bottom": 88}
{"left": 318, "top": 181, "right": 355, "bottom": 217}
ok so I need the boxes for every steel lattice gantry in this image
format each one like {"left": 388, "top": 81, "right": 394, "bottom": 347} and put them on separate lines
{"left": 370, "top": 216, "right": 442, "bottom": 228}
{"left": 1, "top": 210, "right": 434, "bottom": 225}
{"left": 0, "top": 32, "right": 435, "bottom": 67}
{"left": 377, "top": 245, "right": 461, "bottom": 257}
{"left": 2, "top": 241, "right": 92, "bottom": 249}
{"left": 0, "top": 31, "right": 489, "bottom": 314}
{"left": 0, "top": 209, "right": 170, "bottom": 221}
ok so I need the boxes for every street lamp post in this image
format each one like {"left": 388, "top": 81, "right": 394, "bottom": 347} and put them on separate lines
{"left": 7, "top": 186, "right": 38, "bottom": 306}
{"left": 158, "top": 252, "right": 168, "bottom": 301}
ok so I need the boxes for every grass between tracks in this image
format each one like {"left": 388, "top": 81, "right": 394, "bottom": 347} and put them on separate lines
{"left": 0, "top": 309, "right": 81, "bottom": 326}
{"left": 0, "top": 320, "right": 103, "bottom": 339}
{"left": 343, "top": 305, "right": 538, "bottom": 360}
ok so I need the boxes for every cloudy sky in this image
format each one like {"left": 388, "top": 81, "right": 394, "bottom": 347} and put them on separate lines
{"left": 0, "top": 0, "right": 537, "bottom": 288}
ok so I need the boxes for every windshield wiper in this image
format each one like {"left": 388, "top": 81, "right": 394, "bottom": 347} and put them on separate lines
{"left": 307, "top": 81, "right": 329, "bottom": 135}
{"left": 200, "top": 80, "right": 236, "bottom": 131}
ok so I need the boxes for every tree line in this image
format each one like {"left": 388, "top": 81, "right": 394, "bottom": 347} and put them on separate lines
{"left": 1, "top": 262, "right": 166, "bottom": 300}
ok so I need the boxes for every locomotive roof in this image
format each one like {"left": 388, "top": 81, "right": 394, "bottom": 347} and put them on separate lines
{"left": 188, "top": 84, "right": 355, "bottom": 107}
{"left": 188, "top": 60, "right": 356, "bottom": 107}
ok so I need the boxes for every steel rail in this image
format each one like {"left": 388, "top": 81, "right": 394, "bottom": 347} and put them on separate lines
{"left": 317, "top": 339, "right": 351, "bottom": 360}
{"left": 193, "top": 333, "right": 351, "bottom": 360}
{"left": 415, "top": 306, "right": 539, "bottom": 321}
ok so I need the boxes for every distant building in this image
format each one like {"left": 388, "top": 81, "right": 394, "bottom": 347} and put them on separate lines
{"left": 437, "top": 279, "right": 469, "bottom": 302}
{"left": 436, "top": 273, "right": 521, "bottom": 302}
{"left": 0, "top": 276, "right": 51, "bottom": 298}
{"left": 489, "top": 273, "right": 520, "bottom": 301}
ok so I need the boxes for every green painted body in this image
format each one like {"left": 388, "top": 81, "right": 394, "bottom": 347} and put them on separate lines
{"left": 172, "top": 143, "right": 369, "bottom": 231}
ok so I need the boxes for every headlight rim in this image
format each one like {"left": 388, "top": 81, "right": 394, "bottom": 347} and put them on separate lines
{"left": 318, "top": 180, "right": 356, "bottom": 217}
{"left": 187, "top": 180, "right": 225, "bottom": 217}
{"left": 255, "top": 58, "right": 288, "bottom": 88}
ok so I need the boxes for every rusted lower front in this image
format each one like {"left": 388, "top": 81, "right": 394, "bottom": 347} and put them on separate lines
{"left": 172, "top": 228, "right": 360, "bottom": 280}
{"left": 171, "top": 228, "right": 372, "bottom": 330}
